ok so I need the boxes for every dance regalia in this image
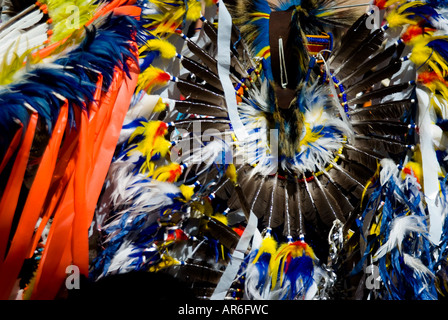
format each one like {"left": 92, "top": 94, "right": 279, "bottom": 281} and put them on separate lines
{"left": 1, "top": 0, "right": 448, "bottom": 300}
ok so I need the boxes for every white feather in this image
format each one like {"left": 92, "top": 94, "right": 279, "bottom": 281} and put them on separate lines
{"left": 105, "top": 243, "right": 140, "bottom": 277}
{"left": 124, "top": 94, "right": 162, "bottom": 121}
{"left": 0, "top": 23, "right": 48, "bottom": 66}
{"left": 98, "top": 158, "right": 181, "bottom": 237}
{"left": 374, "top": 215, "right": 428, "bottom": 260}
{"left": 244, "top": 262, "right": 273, "bottom": 300}
{"left": 248, "top": 79, "right": 270, "bottom": 112}
{"left": 236, "top": 101, "right": 278, "bottom": 176}
{"left": 0, "top": 10, "right": 44, "bottom": 41}
{"left": 379, "top": 158, "right": 399, "bottom": 186}
{"left": 194, "top": 138, "right": 227, "bottom": 164}
{"left": 403, "top": 253, "right": 435, "bottom": 281}
{"left": 287, "top": 84, "right": 350, "bottom": 174}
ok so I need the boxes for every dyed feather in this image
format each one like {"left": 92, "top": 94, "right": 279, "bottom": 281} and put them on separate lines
{"left": 137, "top": 66, "right": 171, "bottom": 94}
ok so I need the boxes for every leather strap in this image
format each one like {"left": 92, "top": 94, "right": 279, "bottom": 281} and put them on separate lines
{"left": 269, "top": 10, "right": 299, "bottom": 110}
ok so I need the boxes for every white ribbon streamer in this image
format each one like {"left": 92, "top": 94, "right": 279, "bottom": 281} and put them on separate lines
{"left": 210, "top": 209, "right": 260, "bottom": 300}
{"left": 416, "top": 87, "right": 443, "bottom": 244}
{"left": 216, "top": 0, "right": 248, "bottom": 142}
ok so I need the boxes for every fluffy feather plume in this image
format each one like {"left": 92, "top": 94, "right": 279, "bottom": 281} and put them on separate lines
{"left": 179, "top": 184, "right": 195, "bottom": 201}
{"left": 143, "top": 0, "right": 211, "bottom": 35}
{"left": 245, "top": 235, "right": 278, "bottom": 299}
{"left": 270, "top": 240, "right": 317, "bottom": 299}
{"left": 403, "top": 253, "right": 435, "bottom": 281}
{"left": 152, "top": 162, "right": 183, "bottom": 182}
{"left": 186, "top": 0, "right": 202, "bottom": 21}
{"left": 137, "top": 65, "right": 171, "bottom": 94}
{"left": 409, "top": 36, "right": 448, "bottom": 76}
{"left": 417, "top": 71, "right": 448, "bottom": 103}
{"left": 386, "top": 1, "right": 425, "bottom": 28}
{"left": 401, "top": 25, "right": 436, "bottom": 45}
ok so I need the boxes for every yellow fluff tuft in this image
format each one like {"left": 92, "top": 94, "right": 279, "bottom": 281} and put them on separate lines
{"left": 179, "top": 184, "right": 195, "bottom": 201}
{"left": 386, "top": 1, "right": 426, "bottom": 28}
{"left": 127, "top": 121, "right": 171, "bottom": 176}
{"left": 225, "top": 164, "right": 238, "bottom": 185}
{"left": 252, "top": 236, "right": 278, "bottom": 265}
{"left": 139, "top": 38, "right": 177, "bottom": 59}
{"left": 186, "top": 0, "right": 202, "bottom": 21}
{"left": 386, "top": 10, "right": 416, "bottom": 28}
{"left": 212, "top": 213, "right": 228, "bottom": 226}
{"left": 137, "top": 66, "right": 171, "bottom": 94}
{"left": 153, "top": 163, "right": 182, "bottom": 182}
{"left": 401, "top": 161, "right": 423, "bottom": 185}
{"left": 153, "top": 97, "right": 168, "bottom": 113}
{"left": 410, "top": 38, "right": 448, "bottom": 77}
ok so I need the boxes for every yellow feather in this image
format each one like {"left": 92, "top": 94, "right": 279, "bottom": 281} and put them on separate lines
{"left": 397, "top": 1, "right": 427, "bottom": 13}
{"left": 386, "top": 11, "right": 416, "bottom": 28}
{"left": 298, "top": 121, "right": 323, "bottom": 150}
{"left": 410, "top": 41, "right": 434, "bottom": 67}
{"left": 0, "top": 40, "right": 33, "bottom": 85}
{"left": 148, "top": 254, "right": 180, "bottom": 272}
{"left": 409, "top": 36, "right": 448, "bottom": 77}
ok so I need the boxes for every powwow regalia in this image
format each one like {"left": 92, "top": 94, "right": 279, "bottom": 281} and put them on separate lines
{"left": 2, "top": 0, "right": 448, "bottom": 300}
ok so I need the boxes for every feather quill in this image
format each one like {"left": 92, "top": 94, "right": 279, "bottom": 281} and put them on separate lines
{"left": 344, "top": 61, "right": 403, "bottom": 98}
{"left": 176, "top": 79, "right": 227, "bottom": 106}
{"left": 329, "top": 11, "right": 374, "bottom": 66}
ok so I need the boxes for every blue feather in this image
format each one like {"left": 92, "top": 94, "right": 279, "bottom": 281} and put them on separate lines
{"left": 253, "top": 252, "right": 272, "bottom": 290}
{"left": 403, "top": 3, "right": 442, "bottom": 21}
{"left": 427, "top": 38, "right": 448, "bottom": 63}
{"left": 282, "top": 255, "right": 314, "bottom": 299}
{"left": 426, "top": 0, "right": 448, "bottom": 8}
